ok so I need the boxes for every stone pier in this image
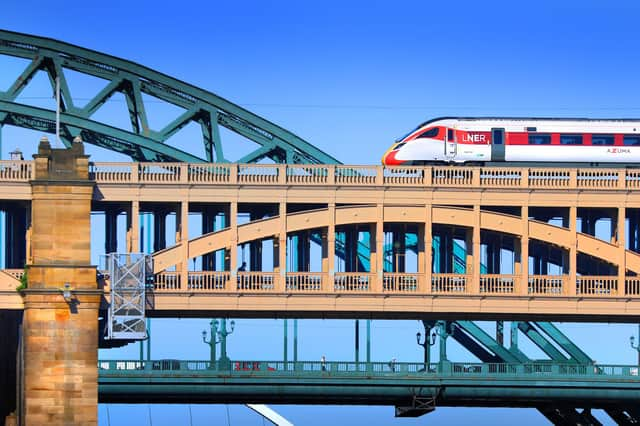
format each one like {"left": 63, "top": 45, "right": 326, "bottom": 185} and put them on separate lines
{"left": 20, "top": 138, "right": 100, "bottom": 425}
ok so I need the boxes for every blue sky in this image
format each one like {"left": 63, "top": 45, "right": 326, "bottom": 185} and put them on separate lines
{"left": 2, "top": 0, "right": 640, "bottom": 424}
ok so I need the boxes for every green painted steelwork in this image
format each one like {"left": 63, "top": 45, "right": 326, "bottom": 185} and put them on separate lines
{"left": 517, "top": 322, "right": 571, "bottom": 362}
{"left": 453, "top": 321, "right": 527, "bottom": 363}
{"left": 97, "top": 359, "right": 640, "bottom": 408}
{"left": 535, "top": 322, "right": 592, "bottom": 364}
{"left": 0, "top": 30, "right": 340, "bottom": 164}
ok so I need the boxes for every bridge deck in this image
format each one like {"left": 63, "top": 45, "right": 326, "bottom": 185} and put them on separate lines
{"left": 98, "top": 359, "right": 640, "bottom": 407}
{"left": 2, "top": 161, "right": 640, "bottom": 319}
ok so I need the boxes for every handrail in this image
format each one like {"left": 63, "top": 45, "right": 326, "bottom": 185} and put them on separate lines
{"left": 97, "top": 359, "right": 640, "bottom": 379}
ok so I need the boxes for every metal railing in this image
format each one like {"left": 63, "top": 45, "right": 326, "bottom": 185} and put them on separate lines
{"left": 97, "top": 359, "right": 640, "bottom": 379}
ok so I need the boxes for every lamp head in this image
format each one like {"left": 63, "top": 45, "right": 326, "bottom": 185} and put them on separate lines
{"left": 416, "top": 331, "right": 421, "bottom": 344}
{"left": 62, "top": 282, "right": 72, "bottom": 301}
{"left": 230, "top": 320, "right": 236, "bottom": 331}
{"left": 631, "top": 335, "right": 636, "bottom": 346}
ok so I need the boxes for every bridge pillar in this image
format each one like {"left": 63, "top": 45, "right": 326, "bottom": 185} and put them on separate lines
{"left": 519, "top": 206, "right": 529, "bottom": 295}
{"left": 568, "top": 206, "right": 577, "bottom": 296}
{"left": 471, "top": 205, "right": 480, "bottom": 293}
{"left": 177, "top": 200, "right": 189, "bottom": 287}
{"left": 126, "top": 200, "right": 140, "bottom": 253}
{"left": 618, "top": 207, "right": 626, "bottom": 291}
{"left": 21, "top": 137, "right": 99, "bottom": 425}
{"left": 373, "top": 204, "right": 383, "bottom": 291}
{"left": 228, "top": 202, "right": 238, "bottom": 275}
{"left": 423, "top": 205, "right": 432, "bottom": 292}
{"left": 275, "top": 201, "right": 286, "bottom": 291}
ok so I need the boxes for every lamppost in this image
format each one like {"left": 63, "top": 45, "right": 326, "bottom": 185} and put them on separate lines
{"left": 218, "top": 318, "right": 235, "bottom": 367}
{"left": 202, "top": 319, "right": 236, "bottom": 369}
{"left": 202, "top": 320, "right": 220, "bottom": 369}
{"left": 416, "top": 328, "right": 437, "bottom": 371}
{"left": 630, "top": 324, "right": 640, "bottom": 365}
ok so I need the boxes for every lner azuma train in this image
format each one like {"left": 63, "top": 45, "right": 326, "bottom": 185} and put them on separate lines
{"left": 382, "top": 117, "right": 640, "bottom": 166}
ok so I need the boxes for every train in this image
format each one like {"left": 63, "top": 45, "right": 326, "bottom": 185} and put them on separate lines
{"left": 382, "top": 117, "right": 640, "bottom": 166}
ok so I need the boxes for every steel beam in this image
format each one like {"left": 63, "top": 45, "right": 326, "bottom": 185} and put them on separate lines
{"left": 453, "top": 321, "right": 527, "bottom": 363}
{"left": 534, "top": 322, "right": 592, "bottom": 364}
{"left": 517, "top": 322, "right": 570, "bottom": 362}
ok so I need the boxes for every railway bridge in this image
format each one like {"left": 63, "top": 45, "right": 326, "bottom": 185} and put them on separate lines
{"left": 0, "top": 29, "right": 639, "bottom": 426}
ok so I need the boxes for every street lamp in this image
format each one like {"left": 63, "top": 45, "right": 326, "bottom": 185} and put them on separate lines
{"left": 202, "top": 320, "right": 220, "bottom": 369}
{"left": 416, "top": 329, "right": 437, "bottom": 371}
{"left": 630, "top": 325, "right": 640, "bottom": 366}
{"left": 202, "top": 319, "right": 236, "bottom": 369}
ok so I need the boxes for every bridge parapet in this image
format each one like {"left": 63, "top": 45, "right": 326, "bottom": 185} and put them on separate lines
{"left": 84, "top": 163, "right": 640, "bottom": 190}
{"left": 3, "top": 160, "right": 640, "bottom": 190}
{"left": 151, "top": 271, "right": 640, "bottom": 298}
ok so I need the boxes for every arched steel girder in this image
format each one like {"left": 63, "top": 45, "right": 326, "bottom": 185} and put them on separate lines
{"left": 0, "top": 30, "right": 341, "bottom": 164}
{"left": 152, "top": 205, "right": 640, "bottom": 273}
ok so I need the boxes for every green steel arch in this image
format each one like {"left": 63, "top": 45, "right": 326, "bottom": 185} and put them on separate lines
{"left": 0, "top": 29, "right": 340, "bottom": 164}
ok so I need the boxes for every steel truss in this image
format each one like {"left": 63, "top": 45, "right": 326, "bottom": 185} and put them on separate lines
{"left": 0, "top": 30, "right": 340, "bottom": 164}
{"left": 431, "top": 320, "right": 640, "bottom": 425}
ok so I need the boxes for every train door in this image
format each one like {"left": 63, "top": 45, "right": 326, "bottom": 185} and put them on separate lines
{"left": 445, "top": 128, "right": 457, "bottom": 160}
{"left": 491, "top": 128, "right": 505, "bottom": 162}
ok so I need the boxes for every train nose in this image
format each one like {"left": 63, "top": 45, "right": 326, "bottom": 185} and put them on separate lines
{"left": 382, "top": 148, "right": 403, "bottom": 165}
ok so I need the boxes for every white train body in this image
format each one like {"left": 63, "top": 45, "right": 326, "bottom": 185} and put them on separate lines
{"left": 382, "top": 117, "right": 640, "bottom": 165}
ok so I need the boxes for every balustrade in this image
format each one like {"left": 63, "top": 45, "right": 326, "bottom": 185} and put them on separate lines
{"left": 9, "top": 269, "right": 638, "bottom": 299}
{"left": 431, "top": 274, "right": 468, "bottom": 293}
{"left": 3, "top": 160, "right": 640, "bottom": 190}
{"left": 0, "top": 160, "right": 31, "bottom": 181}
{"left": 480, "top": 275, "right": 517, "bottom": 294}
{"left": 236, "top": 272, "right": 276, "bottom": 291}
{"left": 333, "top": 272, "right": 372, "bottom": 292}
{"left": 285, "top": 272, "right": 325, "bottom": 291}
{"left": 382, "top": 273, "right": 420, "bottom": 292}
{"left": 528, "top": 276, "right": 565, "bottom": 295}
{"left": 576, "top": 276, "right": 618, "bottom": 295}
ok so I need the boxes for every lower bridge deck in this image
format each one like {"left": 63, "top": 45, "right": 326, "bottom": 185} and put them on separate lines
{"left": 98, "top": 359, "right": 640, "bottom": 408}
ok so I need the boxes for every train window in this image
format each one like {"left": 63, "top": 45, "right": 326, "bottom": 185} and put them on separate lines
{"left": 528, "top": 134, "right": 551, "bottom": 145}
{"left": 447, "top": 129, "right": 454, "bottom": 141}
{"left": 560, "top": 135, "right": 583, "bottom": 145}
{"left": 624, "top": 136, "right": 640, "bottom": 146}
{"left": 591, "top": 135, "right": 614, "bottom": 146}
{"left": 418, "top": 128, "right": 439, "bottom": 138}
